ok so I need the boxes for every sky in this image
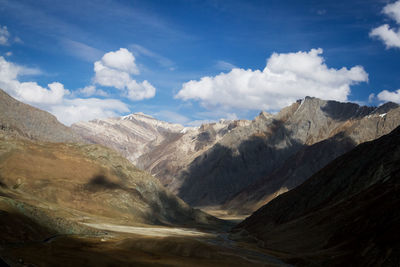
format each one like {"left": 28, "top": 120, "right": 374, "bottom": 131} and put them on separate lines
{"left": 1, "top": 0, "right": 400, "bottom": 126}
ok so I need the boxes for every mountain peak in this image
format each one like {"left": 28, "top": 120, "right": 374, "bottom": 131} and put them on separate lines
{"left": 122, "top": 112, "right": 155, "bottom": 120}
{"left": 373, "top": 102, "right": 400, "bottom": 114}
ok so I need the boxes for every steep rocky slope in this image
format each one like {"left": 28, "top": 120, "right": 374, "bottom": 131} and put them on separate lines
{"left": 176, "top": 97, "right": 400, "bottom": 207}
{"left": 0, "top": 89, "right": 82, "bottom": 143}
{"left": 233, "top": 125, "right": 400, "bottom": 266}
{"left": 223, "top": 101, "right": 400, "bottom": 214}
{"left": 136, "top": 120, "right": 251, "bottom": 191}
{"left": 71, "top": 113, "right": 184, "bottom": 162}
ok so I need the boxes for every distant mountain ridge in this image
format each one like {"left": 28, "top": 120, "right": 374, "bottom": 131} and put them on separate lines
{"left": 71, "top": 112, "right": 185, "bottom": 163}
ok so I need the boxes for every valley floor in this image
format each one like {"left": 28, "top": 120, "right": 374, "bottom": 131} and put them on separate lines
{"left": 198, "top": 206, "right": 250, "bottom": 224}
{"left": 1, "top": 218, "right": 290, "bottom": 267}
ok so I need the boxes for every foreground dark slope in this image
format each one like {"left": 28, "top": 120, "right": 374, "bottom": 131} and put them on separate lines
{"left": 234, "top": 125, "right": 400, "bottom": 266}
{"left": 0, "top": 89, "right": 82, "bottom": 142}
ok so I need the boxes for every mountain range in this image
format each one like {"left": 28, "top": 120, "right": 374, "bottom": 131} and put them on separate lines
{"left": 71, "top": 96, "right": 400, "bottom": 216}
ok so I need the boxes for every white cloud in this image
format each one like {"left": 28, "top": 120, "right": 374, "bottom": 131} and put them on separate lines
{"left": 100, "top": 48, "right": 139, "bottom": 74}
{"left": 0, "top": 25, "right": 10, "bottom": 45}
{"left": 383, "top": 0, "right": 400, "bottom": 24}
{"left": 50, "top": 98, "right": 129, "bottom": 126}
{"left": 5, "top": 52, "right": 12, "bottom": 57}
{"left": 0, "top": 56, "right": 67, "bottom": 104}
{"left": 78, "top": 85, "right": 108, "bottom": 97}
{"left": 126, "top": 80, "right": 155, "bottom": 100}
{"left": 93, "top": 48, "right": 156, "bottom": 100}
{"left": 377, "top": 89, "right": 400, "bottom": 103}
{"left": 370, "top": 24, "right": 400, "bottom": 48}
{"left": 370, "top": 0, "right": 400, "bottom": 48}
{"left": 0, "top": 25, "right": 22, "bottom": 46}
{"left": 0, "top": 56, "right": 130, "bottom": 125}
{"left": 368, "top": 93, "right": 375, "bottom": 103}
{"left": 176, "top": 48, "right": 368, "bottom": 111}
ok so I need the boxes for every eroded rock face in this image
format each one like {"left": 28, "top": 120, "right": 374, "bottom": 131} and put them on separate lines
{"left": 0, "top": 89, "right": 82, "bottom": 143}
{"left": 71, "top": 113, "right": 185, "bottom": 163}
{"left": 233, "top": 126, "right": 400, "bottom": 266}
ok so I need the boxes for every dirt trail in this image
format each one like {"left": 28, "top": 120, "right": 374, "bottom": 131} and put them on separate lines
{"left": 82, "top": 223, "right": 215, "bottom": 238}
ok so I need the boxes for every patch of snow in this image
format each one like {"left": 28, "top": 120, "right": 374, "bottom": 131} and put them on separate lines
{"left": 379, "top": 113, "right": 387, "bottom": 118}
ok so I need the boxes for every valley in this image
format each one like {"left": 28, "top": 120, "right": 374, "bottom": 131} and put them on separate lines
{"left": 1, "top": 88, "right": 400, "bottom": 266}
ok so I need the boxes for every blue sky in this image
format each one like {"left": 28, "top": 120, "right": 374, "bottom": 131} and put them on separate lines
{"left": 1, "top": 0, "right": 400, "bottom": 125}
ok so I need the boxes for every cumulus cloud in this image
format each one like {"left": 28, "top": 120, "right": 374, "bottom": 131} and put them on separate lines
{"left": 383, "top": 0, "right": 400, "bottom": 24}
{"left": 370, "top": 24, "right": 400, "bottom": 48}
{"left": 0, "top": 56, "right": 129, "bottom": 125}
{"left": 94, "top": 48, "right": 155, "bottom": 100}
{"left": 100, "top": 48, "right": 139, "bottom": 74}
{"left": 377, "top": 89, "right": 400, "bottom": 103}
{"left": 370, "top": 0, "right": 400, "bottom": 48}
{"left": 0, "top": 56, "right": 68, "bottom": 104}
{"left": 176, "top": 48, "right": 368, "bottom": 111}
{"left": 50, "top": 98, "right": 129, "bottom": 126}
{"left": 78, "top": 85, "right": 108, "bottom": 97}
{"left": 0, "top": 25, "right": 10, "bottom": 45}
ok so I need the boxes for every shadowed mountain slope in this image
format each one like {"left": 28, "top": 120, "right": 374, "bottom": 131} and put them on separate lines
{"left": 223, "top": 102, "right": 400, "bottom": 214}
{"left": 177, "top": 97, "right": 400, "bottom": 207}
{"left": 0, "top": 89, "right": 82, "bottom": 143}
{"left": 233, "top": 125, "right": 400, "bottom": 266}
